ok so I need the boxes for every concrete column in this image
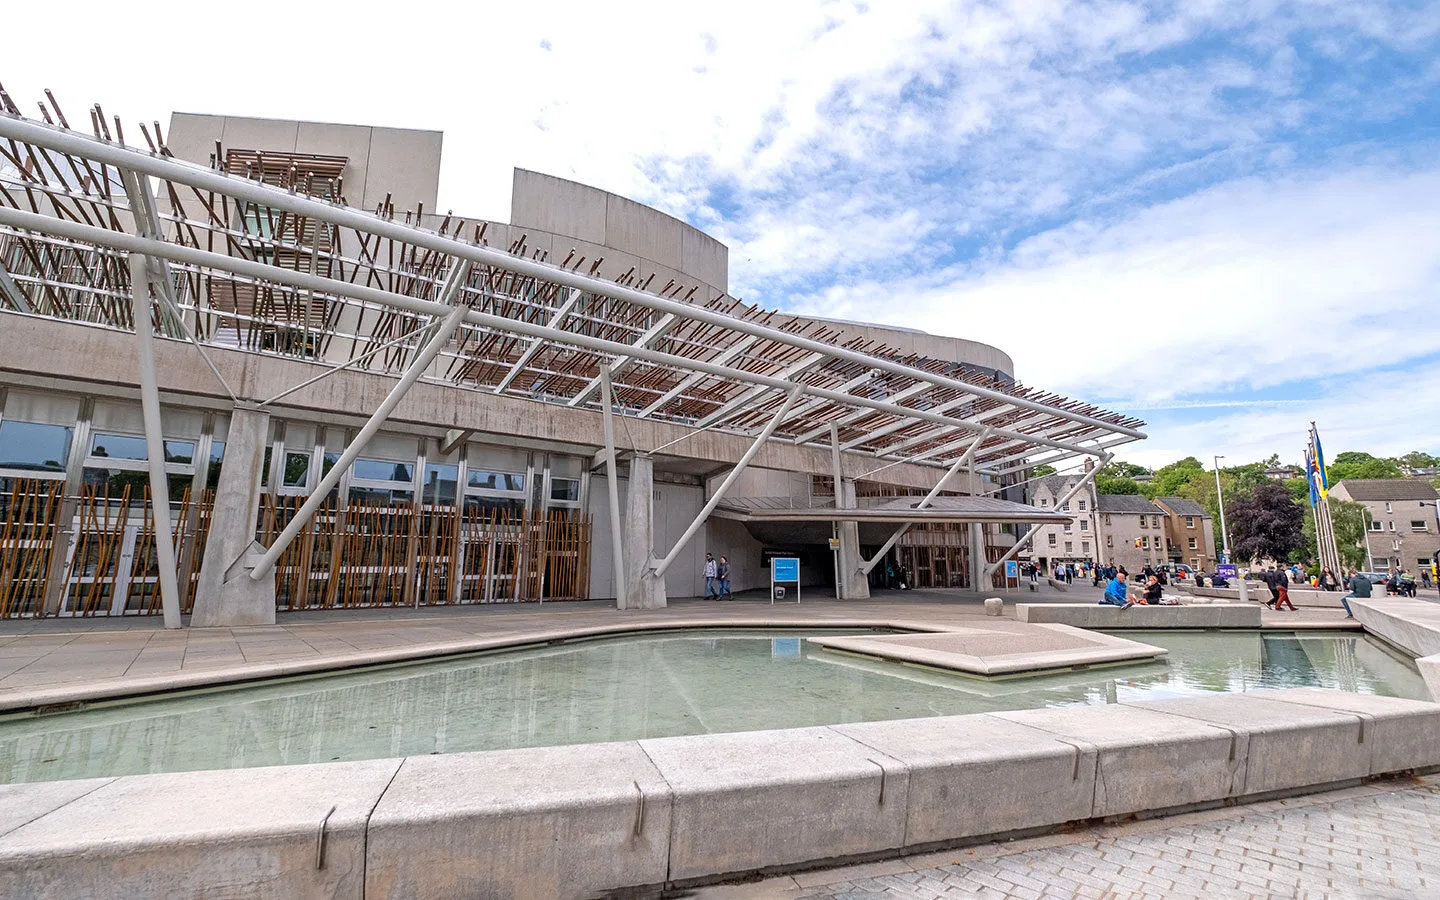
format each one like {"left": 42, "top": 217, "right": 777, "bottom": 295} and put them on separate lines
{"left": 621, "top": 455, "right": 666, "bottom": 610}
{"left": 192, "top": 404, "right": 276, "bottom": 626}
{"left": 969, "top": 522, "right": 987, "bottom": 591}
{"left": 836, "top": 477, "right": 869, "bottom": 600}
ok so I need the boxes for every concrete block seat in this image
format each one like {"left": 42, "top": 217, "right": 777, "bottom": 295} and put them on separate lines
{"left": 2, "top": 690, "right": 1438, "bottom": 897}
{"left": 1015, "top": 602, "right": 1262, "bottom": 628}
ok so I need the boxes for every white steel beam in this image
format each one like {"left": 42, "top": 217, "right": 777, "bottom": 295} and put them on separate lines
{"left": 247, "top": 276, "right": 470, "bottom": 582}
{"left": 495, "top": 288, "right": 583, "bottom": 394}
{"left": 984, "top": 453, "right": 1110, "bottom": 581}
{"left": 653, "top": 384, "right": 805, "bottom": 578}
{"left": 791, "top": 380, "right": 936, "bottom": 446}
{"left": 599, "top": 368, "right": 627, "bottom": 606}
{"left": 568, "top": 313, "right": 678, "bottom": 407}
{"left": 126, "top": 252, "right": 183, "bottom": 629}
{"left": 0, "top": 114, "right": 1143, "bottom": 441}
{"left": 0, "top": 259, "right": 32, "bottom": 313}
{"left": 859, "top": 429, "right": 992, "bottom": 576}
{"left": 638, "top": 335, "right": 759, "bottom": 418}
{"left": 694, "top": 350, "right": 827, "bottom": 428}
{"left": 0, "top": 206, "right": 1123, "bottom": 461}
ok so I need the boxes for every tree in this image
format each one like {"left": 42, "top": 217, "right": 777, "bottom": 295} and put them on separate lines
{"left": 1328, "top": 451, "right": 1402, "bottom": 482}
{"left": 1149, "top": 457, "right": 1207, "bottom": 498}
{"left": 1281, "top": 478, "right": 1310, "bottom": 506}
{"left": 1397, "top": 451, "right": 1439, "bottom": 470}
{"left": 1031, "top": 464, "right": 1057, "bottom": 477}
{"left": 1101, "top": 461, "right": 1148, "bottom": 479}
{"left": 1096, "top": 476, "right": 1143, "bottom": 495}
{"left": 1228, "top": 482, "right": 1305, "bottom": 564}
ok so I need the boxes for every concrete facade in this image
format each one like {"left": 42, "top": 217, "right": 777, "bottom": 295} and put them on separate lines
{"left": 1026, "top": 474, "right": 1099, "bottom": 568}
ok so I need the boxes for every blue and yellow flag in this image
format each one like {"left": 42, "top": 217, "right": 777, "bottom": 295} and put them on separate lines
{"left": 1309, "top": 425, "right": 1330, "bottom": 498}
{"left": 1305, "top": 448, "right": 1320, "bottom": 506}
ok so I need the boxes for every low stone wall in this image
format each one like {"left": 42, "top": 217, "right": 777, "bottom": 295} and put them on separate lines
{"left": 1014, "top": 603, "right": 1262, "bottom": 629}
{"left": 2, "top": 688, "right": 1437, "bottom": 897}
{"left": 1183, "top": 585, "right": 1345, "bottom": 608}
{"left": 1349, "top": 598, "right": 1440, "bottom": 703}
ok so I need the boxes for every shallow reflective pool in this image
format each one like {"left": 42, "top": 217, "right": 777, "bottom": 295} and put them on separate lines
{"left": 0, "top": 628, "right": 1425, "bottom": 783}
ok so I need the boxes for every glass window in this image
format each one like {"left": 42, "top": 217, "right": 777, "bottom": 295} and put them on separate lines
{"left": 1080, "top": 520, "right": 1088, "bottom": 531}
{"left": 1039, "top": 498, "right": 1048, "bottom": 507}
{"left": 88, "top": 432, "right": 194, "bottom": 464}
{"left": 1189, "top": 538, "right": 1198, "bottom": 549}
{"left": 1082, "top": 542, "right": 1090, "bottom": 553}
{"left": 348, "top": 486, "right": 414, "bottom": 506}
{"left": 1064, "top": 541, "right": 1073, "bottom": 552}
{"left": 1047, "top": 533, "right": 1057, "bottom": 545}
{"left": 1061, "top": 502, "right": 1070, "bottom": 512}
{"left": 1185, "top": 516, "right": 1194, "bottom": 527}
{"left": 424, "top": 464, "right": 459, "bottom": 506}
{"left": 1063, "top": 522, "right": 1072, "bottom": 532}
{"left": 282, "top": 451, "right": 310, "bottom": 488}
{"left": 549, "top": 477, "right": 580, "bottom": 503}
{"left": 464, "top": 495, "right": 526, "bottom": 517}
{"left": 467, "top": 469, "right": 525, "bottom": 492}
{"left": 1412, "top": 521, "right": 1428, "bottom": 532}
{"left": 207, "top": 441, "right": 226, "bottom": 490}
{"left": 353, "top": 458, "right": 414, "bottom": 482}
{"left": 1078, "top": 500, "right": 1087, "bottom": 511}
{"left": 0, "top": 420, "right": 72, "bottom": 473}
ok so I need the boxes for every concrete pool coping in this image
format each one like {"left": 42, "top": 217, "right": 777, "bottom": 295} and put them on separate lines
{"left": 2, "top": 687, "right": 1438, "bottom": 898}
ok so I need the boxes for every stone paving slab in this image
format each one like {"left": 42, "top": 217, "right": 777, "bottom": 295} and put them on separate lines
{"left": 693, "top": 775, "right": 1440, "bottom": 899}
{"left": 807, "top": 625, "right": 1166, "bottom": 675}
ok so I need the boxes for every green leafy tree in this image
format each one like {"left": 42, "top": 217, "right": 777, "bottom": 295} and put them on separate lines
{"left": 1150, "top": 456, "right": 1208, "bottom": 498}
{"left": 1031, "top": 464, "right": 1057, "bottom": 477}
{"left": 1101, "top": 461, "right": 1149, "bottom": 479}
{"left": 1228, "top": 482, "right": 1305, "bottom": 564}
{"left": 1328, "top": 451, "right": 1403, "bottom": 482}
{"left": 1281, "top": 477, "right": 1311, "bottom": 505}
{"left": 1096, "top": 476, "right": 1143, "bottom": 496}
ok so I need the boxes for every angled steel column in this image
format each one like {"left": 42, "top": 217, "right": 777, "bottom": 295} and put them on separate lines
{"left": 984, "top": 453, "right": 1110, "bottom": 581}
{"left": 127, "top": 252, "right": 183, "bottom": 629}
{"left": 860, "top": 429, "right": 991, "bottom": 576}
{"left": 247, "top": 300, "right": 468, "bottom": 582}
{"left": 599, "top": 368, "right": 627, "bottom": 607}
{"left": 653, "top": 385, "right": 805, "bottom": 579}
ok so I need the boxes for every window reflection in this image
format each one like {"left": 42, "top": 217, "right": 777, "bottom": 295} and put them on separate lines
{"left": 0, "top": 420, "right": 72, "bottom": 472}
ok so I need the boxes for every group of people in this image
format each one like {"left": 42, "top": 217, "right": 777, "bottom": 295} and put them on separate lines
{"left": 702, "top": 553, "right": 733, "bottom": 601}
{"left": 1098, "top": 568, "right": 1169, "bottom": 608}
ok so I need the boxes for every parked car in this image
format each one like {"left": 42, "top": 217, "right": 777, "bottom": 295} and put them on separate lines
{"left": 1353, "top": 572, "right": 1389, "bottom": 587}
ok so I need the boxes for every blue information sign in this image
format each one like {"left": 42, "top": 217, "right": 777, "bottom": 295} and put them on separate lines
{"left": 1005, "top": 560, "right": 1019, "bottom": 579}
{"left": 772, "top": 557, "right": 800, "bottom": 582}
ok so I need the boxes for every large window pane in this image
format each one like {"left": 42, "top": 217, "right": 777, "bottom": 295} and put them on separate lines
{"left": 466, "top": 469, "right": 524, "bottom": 492}
{"left": 463, "top": 496, "right": 525, "bottom": 517}
{"left": 0, "top": 420, "right": 72, "bottom": 472}
{"left": 90, "top": 433, "right": 148, "bottom": 461}
{"left": 549, "top": 477, "right": 580, "bottom": 503}
{"left": 348, "top": 486, "right": 413, "bottom": 507}
{"left": 206, "top": 441, "right": 226, "bottom": 490}
{"left": 423, "top": 464, "right": 458, "bottom": 506}
{"left": 282, "top": 451, "right": 310, "bottom": 488}
{"left": 353, "top": 458, "right": 414, "bottom": 482}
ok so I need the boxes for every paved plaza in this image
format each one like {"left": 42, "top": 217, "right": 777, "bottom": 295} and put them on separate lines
{"left": 697, "top": 775, "right": 1440, "bottom": 899}
{"left": 0, "top": 585, "right": 1359, "bottom": 708}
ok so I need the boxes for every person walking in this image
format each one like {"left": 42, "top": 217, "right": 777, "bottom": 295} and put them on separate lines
{"left": 1274, "top": 567, "right": 1296, "bottom": 611}
{"left": 703, "top": 553, "right": 719, "bottom": 600}
{"left": 717, "top": 555, "right": 733, "bottom": 600}
{"left": 1263, "top": 567, "right": 1280, "bottom": 609}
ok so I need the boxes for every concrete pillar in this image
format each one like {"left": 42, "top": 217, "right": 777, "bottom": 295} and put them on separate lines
{"left": 969, "top": 522, "right": 987, "bottom": 591}
{"left": 836, "top": 478, "right": 869, "bottom": 600}
{"left": 621, "top": 455, "right": 666, "bottom": 610}
{"left": 192, "top": 404, "right": 276, "bottom": 627}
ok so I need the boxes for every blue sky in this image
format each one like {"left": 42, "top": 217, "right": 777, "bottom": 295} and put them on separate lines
{"left": 7, "top": 0, "right": 1439, "bottom": 469}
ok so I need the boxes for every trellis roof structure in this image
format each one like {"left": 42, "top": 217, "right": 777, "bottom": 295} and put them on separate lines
{"left": 0, "top": 87, "right": 1144, "bottom": 480}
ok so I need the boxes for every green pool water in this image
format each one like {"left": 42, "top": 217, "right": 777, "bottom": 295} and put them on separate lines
{"left": 0, "top": 628, "right": 1425, "bottom": 783}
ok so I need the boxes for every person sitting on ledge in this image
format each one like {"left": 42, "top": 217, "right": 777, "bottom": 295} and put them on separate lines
{"left": 1139, "top": 574, "right": 1163, "bottom": 605}
{"left": 1101, "top": 570, "right": 1134, "bottom": 609}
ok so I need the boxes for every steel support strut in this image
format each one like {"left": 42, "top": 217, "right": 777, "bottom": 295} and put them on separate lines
{"left": 653, "top": 385, "right": 806, "bottom": 579}
{"left": 860, "top": 429, "right": 992, "bottom": 576}
{"left": 247, "top": 279, "right": 470, "bottom": 582}
{"left": 984, "top": 453, "right": 1111, "bottom": 581}
{"left": 127, "top": 253, "right": 184, "bottom": 628}
{"left": 599, "top": 368, "right": 627, "bottom": 606}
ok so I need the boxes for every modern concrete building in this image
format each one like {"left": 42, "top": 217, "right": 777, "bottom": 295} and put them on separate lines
{"left": 1095, "top": 495, "right": 1169, "bottom": 573}
{"left": 1329, "top": 480, "right": 1440, "bottom": 573}
{"left": 1153, "top": 497, "right": 1217, "bottom": 571}
{"left": 0, "top": 95, "right": 1144, "bottom": 624}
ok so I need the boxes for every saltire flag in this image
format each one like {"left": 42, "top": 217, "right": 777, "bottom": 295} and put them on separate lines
{"left": 1309, "top": 424, "right": 1330, "bottom": 498}
{"left": 1304, "top": 448, "right": 1320, "bottom": 506}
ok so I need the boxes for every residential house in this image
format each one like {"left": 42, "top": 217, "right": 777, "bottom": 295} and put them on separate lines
{"left": 1152, "top": 497, "right": 1217, "bottom": 571}
{"left": 1328, "top": 480, "right": 1440, "bottom": 574}
{"left": 1096, "top": 495, "right": 1168, "bottom": 572}
{"left": 1023, "top": 474, "right": 1098, "bottom": 569}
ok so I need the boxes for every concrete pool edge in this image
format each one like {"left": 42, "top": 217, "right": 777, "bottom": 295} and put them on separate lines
{"left": 1, "top": 687, "right": 1438, "bottom": 898}
{"left": 0, "top": 616, "right": 960, "bottom": 714}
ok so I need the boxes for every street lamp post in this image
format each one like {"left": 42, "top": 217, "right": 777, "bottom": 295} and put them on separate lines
{"left": 1214, "top": 455, "right": 1231, "bottom": 564}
